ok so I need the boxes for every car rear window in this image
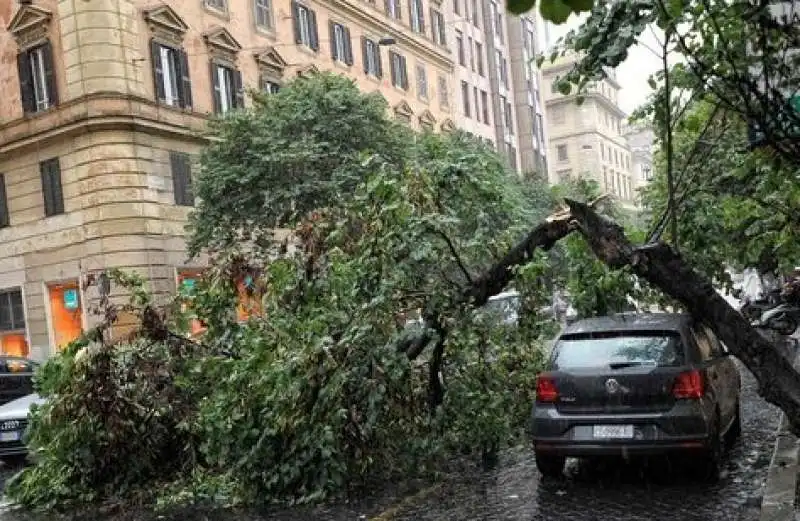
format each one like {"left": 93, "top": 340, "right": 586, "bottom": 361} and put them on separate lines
{"left": 552, "top": 332, "right": 685, "bottom": 369}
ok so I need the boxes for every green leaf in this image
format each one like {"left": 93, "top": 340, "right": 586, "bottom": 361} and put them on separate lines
{"left": 540, "top": 0, "right": 573, "bottom": 23}
{"left": 507, "top": 0, "right": 536, "bottom": 14}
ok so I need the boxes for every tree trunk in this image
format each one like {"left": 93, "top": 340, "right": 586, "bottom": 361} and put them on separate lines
{"left": 564, "top": 198, "right": 800, "bottom": 434}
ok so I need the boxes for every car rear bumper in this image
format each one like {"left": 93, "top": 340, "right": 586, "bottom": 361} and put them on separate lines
{"left": 530, "top": 400, "right": 715, "bottom": 457}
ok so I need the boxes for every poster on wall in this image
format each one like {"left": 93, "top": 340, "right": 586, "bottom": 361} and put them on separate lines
{"left": 63, "top": 288, "right": 79, "bottom": 311}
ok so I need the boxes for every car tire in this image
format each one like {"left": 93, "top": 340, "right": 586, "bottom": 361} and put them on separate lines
{"left": 726, "top": 399, "right": 742, "bottom": 445}
{"left": 535, "top": 452, "right": 566, "bottom": 479}
{"left": 699, "top": 415, "right": 723, "bottom": 483}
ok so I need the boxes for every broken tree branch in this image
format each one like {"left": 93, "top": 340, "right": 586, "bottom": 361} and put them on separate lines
{"left": 565, "top": 197, "right": 800, "bottom": 435}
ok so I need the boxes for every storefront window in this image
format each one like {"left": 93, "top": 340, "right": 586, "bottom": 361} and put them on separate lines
{"left": 0, "top": 288, "right": 28, "bottom": 357}
{"left": 47, "top": 282, "right": 83, "bottom": 351}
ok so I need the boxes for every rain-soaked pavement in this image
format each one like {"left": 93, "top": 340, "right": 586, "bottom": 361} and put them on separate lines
{"left": 0, "top": 361, "right": 782, "bottom": 521}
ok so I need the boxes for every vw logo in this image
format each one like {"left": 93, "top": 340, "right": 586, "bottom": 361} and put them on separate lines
{"left": 605, "top": 378, "right": 621, "bottom": 394}
{"left": 1, "top": 420, "right": 20, "bottom": 431}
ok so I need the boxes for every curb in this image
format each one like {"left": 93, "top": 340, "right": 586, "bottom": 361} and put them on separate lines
{"left": 759, "top": 413, "right": 800, "bottom": 521}
{"left": 760, "top": 340, "right": 800, "bottom": 521}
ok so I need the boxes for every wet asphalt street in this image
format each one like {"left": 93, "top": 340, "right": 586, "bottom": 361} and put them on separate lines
{"left": 0, "top": 362, "right": 781, "bottom": 521}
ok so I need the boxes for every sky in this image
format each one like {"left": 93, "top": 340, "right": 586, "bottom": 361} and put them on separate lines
{"left": 542, "top": 14, "right": 665, "bottom": 115}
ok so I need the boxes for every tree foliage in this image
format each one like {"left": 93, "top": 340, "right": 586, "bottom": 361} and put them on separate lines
{"left": 10, "top": 74, "right": 588, "bottom": 511}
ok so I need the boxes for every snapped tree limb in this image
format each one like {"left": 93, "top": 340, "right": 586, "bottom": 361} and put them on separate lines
{"left": 565, "top": 198, "right": 800, "bottom": 435}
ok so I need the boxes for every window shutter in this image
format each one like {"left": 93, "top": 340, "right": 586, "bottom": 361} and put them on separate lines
{"left": 178, "top": 49, "right": 193, "bottom": 109}
{"left": 40, "top": 159, "right": 64, "bottom": 217}
{"left": 389, "top": 52, "right": 397, "bottom": 86}
{"left": 344, "top": 27, "right": 353, "bottom": 65}
{"left": 384, "top": 0, "right": 392, "bottom": 15}
{"left": 429, "top": 8, "right": 435, "bottom": 40}
{"left": 376, "top": 47, "right": 383, "bottom": 78}
{"left": 408, "top": 0, "right": 413, "bottom": 27}
{"left": 233, "top": 69, "right": 245, "bottom": 108}
{"left": 361, "top": 37, "right": 368, "bottom": 74}
{"left": 210, "top": 62, "right": 222, "bottom": 114}
{"left": 41, "top": 40, "right": 58, "bottom": 106}
{"left": 418, "top": 0, "right": 425, "bottom": 32}
{"left": 291, "top": 1, "right": 301, "bottom": 43}
{"left": 150, "top": 39, "right": 165, "bottom": 103}
{"left": 309, "top": 10, "right": 319, "bottom": 51}
{"left": 17, "top": 51, "right": 34, "bottom": 114}
{"left": 401, "top": 56, "right": 409, "bottom": 90}
{"left": 0, "top": 174, "right": 8, "bottom": 228}
{"left": 329, "top": 21, "right": 337, "bottom": 60}
{"left": 170, "top": 152, "right": 194, "bottom": 207}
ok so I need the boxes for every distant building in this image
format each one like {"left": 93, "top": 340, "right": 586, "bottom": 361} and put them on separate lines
{"left": 622, "top": 122, "right": 656, "bottom": 195}
{"left": 541, "top": 53, "right": 636, "bottom": 207}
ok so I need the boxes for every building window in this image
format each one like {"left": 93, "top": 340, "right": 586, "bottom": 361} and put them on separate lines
{"left": 431, "top": 9, "right": 446, "bottom": 46}
{"left": 0, "top": 174, "right": 8, "bottom": 228}
{"left": 47, "top": 281, "right": 83, "bottom": 351}
{"left": 480, "top": 90, "right": 489, "bottom": 124}
{"left": 536, "top": 113, "right": 545, "bottom": 148}
{"left": 150, "top": 41, "right": 192, "bottom": 109}
{"left": 471, "top": 0, "right": 480, "bottom": 26}
{"left": 507, "top": 143, "right": 517, "bottom": 170}
{"left": 556, "top": 144, "right": 568, "bottom": 162}
{"left": 454, "top": 0, "right": 461, "bottom": 15}
{"left": 498, "top": 54, "right": 509, "bottom": 88}
{"left": 255, "top": 0, "right": 273, "bottom": 29}
{"left": 389, "top": 52, "right": 408, "bottom": 90}
{"left": 438, "top": 75, "right": 449, "bottom": 109}
{"left": 330, "top": 22, "right": 353, "bottom": 65}
{"left": 385, "top": 0, "right": 401, "bottom": 20}
{"left": 642, "top": 164, "right": 653, "bottom": 181}
{"left": 205, "top": 0, "right": 227, "bottom": 10}
{"left": 40, "top": 158, "right": 64, "bottom": 217}
{"left": 473, "top": 86, "right": 479, "bottom": 118}
{"left": 17, "top": 41, "right": 58, "bottom": 114}
{"left": 170, "top": 151, "right": 194, "bottom": 207}
{"left": 468, "top": 37, "right": 475, "bottom": 71}
{"left": 261, "top": 78, "right": 281, "bottom": 93}
{"left": 493, "top": 4, "right": 504, "bottom": 39}
{"left": 461, "top": 81, "right": 470, "bottom": 117}
{"left": 475, "top": 42, "right": 485, "bottom": 76}
{"left": 556, "top": 169, "right": 572, "bottom": 183}
{"left": 0, "top": 289, "right": 27, "bottom": 357}
{"left": 502, "top": 97, "right": 513, "bottom": 134}
{"left": 292, "top": 1, "right": 319, "bottom": 50}
{"left": 211, "top": 62, "right": 244, "bottom": 114}
{"left": 362, "top": 38, "right": 383, "bottom": 77}
{"left": 409, "top": 0, "right": 425, "bottom": 33}
{"left": 417, "top": 64, "right": 428, "bottom": 100}
{"left": 455, "top": 31, "right": 465, "bottom": 66}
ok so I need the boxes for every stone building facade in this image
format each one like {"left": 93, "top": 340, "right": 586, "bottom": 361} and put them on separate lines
{"left": 0, "top": 0, "right": 456, "bottom": 359}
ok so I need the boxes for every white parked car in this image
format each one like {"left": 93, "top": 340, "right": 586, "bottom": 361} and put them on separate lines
{"left": 0, "top": 393, "right": 45, "bottom": 460}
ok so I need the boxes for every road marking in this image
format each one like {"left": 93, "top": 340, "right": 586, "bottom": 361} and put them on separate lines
{"left": 370, "top": 483, "right": 444, "bottom": 521}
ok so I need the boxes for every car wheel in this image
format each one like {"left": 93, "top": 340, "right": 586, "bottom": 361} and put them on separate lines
{"left": 535, "top": 452, "right": 566, "bottom": 479}
{"left": 726, "top": 399, "right": 742, "bottom": 446}
{"left": 699, "top": 415, "right": 723, "bottom": 483}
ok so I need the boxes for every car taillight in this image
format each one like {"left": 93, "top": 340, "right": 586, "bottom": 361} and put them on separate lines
{"left": 673, "top": 370, "right": 704, "bottom": 399}
{"left": 536, "top": 375, "right": 559, "bottom": 403}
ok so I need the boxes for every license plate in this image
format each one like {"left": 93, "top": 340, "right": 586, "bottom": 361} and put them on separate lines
{"left": 0, "top": 431, "right": 20, "bottom": 442}
{"left": 592, "top": 425, "right": 634, "bottom": 439}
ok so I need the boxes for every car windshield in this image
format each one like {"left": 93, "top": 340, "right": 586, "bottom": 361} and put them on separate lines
{"left": 479, "top": 295, "right": 520, "bottom": 325}
{"left": 552, "top": 332, "right": 685, "bottom": 369}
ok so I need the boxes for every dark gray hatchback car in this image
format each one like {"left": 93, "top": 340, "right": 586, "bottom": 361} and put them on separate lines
{"left": 530, "top": 313, "right": 741, "bottom": 481}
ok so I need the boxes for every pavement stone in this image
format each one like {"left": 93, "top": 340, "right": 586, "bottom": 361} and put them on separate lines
{"left": 0, "top": 361, "right": 781, "bottom": 521}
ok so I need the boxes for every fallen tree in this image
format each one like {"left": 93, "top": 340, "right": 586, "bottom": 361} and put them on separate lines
{"left": 413, "top": 195, "right": 800, "bottom": 433}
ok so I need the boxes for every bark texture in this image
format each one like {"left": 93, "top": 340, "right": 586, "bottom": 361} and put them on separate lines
{"left": 565, "top": 198, "right": 800, "bottom": 434}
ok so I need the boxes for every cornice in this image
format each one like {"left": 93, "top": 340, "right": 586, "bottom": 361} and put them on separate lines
{"left": 328, "top": 0, "right": 453, "bottom": 71}
{"left": 0, "top": 94, "right": 209, "bottom": 156}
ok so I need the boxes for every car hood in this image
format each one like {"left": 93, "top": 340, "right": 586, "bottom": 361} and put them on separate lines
{"left": 0, "top": 394, "right": 45, "bottom": 420}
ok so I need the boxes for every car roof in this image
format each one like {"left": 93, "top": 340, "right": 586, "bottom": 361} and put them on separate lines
{"left": 560, "top": 312, "right": 693, "bottom": 336}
